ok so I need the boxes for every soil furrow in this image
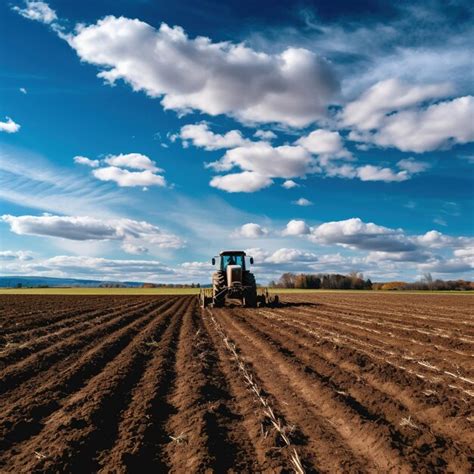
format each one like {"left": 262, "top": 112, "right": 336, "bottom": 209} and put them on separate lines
{"left": 237, "top": 309, "right": 473, "bottom": 472}
{"left": 274, "top": 307, "right": 474, "bottom": 390}
{"left": 1, "top": 296, "right": 192, "bottom": 473}
{"left": 0, "top": 300, "right": 162, "bottom": 396}
{"left": 255, "top": 308, "right": 473, "bottom": 443}
{"left": 0, "top": 297, "right": 180, "bottom": 454}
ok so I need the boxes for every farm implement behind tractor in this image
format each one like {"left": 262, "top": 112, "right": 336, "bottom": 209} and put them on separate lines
{"left": 199, "top": 250, "right": 279, "bottom": 308}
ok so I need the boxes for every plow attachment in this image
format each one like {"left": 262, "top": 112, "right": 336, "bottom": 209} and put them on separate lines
{"left": 199, "top": 288, "right": 279, "bottom": 308}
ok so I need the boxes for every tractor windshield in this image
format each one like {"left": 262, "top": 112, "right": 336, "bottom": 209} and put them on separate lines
{"left": 221, "top": 255, "right": 244, "bottom": 271}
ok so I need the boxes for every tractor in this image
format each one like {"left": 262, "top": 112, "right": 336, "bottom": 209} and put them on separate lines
{"left": 199, "top": 250, "right": 278, "bottom": 308}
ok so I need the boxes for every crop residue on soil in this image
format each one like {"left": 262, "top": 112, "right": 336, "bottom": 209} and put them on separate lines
{"left": 0, "top": 293, "right": 472, "bottom": 472}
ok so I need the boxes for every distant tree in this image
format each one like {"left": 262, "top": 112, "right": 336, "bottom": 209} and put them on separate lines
{"left": 279, "top": 272, "right": 296, "bottom": 288}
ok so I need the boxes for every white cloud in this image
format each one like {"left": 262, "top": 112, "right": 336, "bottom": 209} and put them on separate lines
{"left": 296, "top": 129, "right": 351, "bottom": 162}
{"left": 322, "top": 163, "right": 410, "bottom": 182}
{"left": 74, "top": 152, "right": 165, "bottom": 187}
{"left": 36, "top": 255, "right": 176, "bottom": 278}
{"left": 210, "top": 171, "right": 272, "bottom": 193}
{"left": 265, "top": 248, "right": 318, "bottom": 264}
{"left": 180, "top": 123, "right": 250, "bottom": 150}
{"left": 342, "top": 79, "right": 452, "bottom": 131}
{"left": 282, "top": 219, "right": 310, "bottom": 236}
{"left": 282, "top": 179, "right": 299, "bottom": 189}
{"left": 208, "top": 143, "right": 314, "bottom": 179}
{"left": 104, "top": 153, "right": 162, "bottom": 171}
{"left": 13, "top": 1, "right": 57, "bottom": 24}
{"left": 419, "top": 258, "right": 473, "bottom": 274}
{"left": 234, "top": 222, "right": 268, "bottom": 238}
{"left": 0, "top": 250, "right": 34, "bottom": 261}
{"left": 2, "top": 214, "right": 184, "bottom": 253}
{"left": 66, "top": 16, "right": 338, "bottom": 127}
{"left": 310, "top": 217, "right": 416, "bottom": 252}
{"left": 454, "top": 247, "right": 474, "bottom": 259}
{"left": 397, "top": 158, "right": 429, "bottom": 174}
{"left": 356, "top": 165, "right": 409, "bottom": 182}
{"left": 254, "top": 130, "right": 277, "bottom": 141}
{"left": 0, "top": 117, "right": 21, "bottom": 133}
{"left": 19, "top": 87, "right": 27, "bottom": 94}
{"left": 362, "top": 96, "right": 474, "bottom": 153}
{"left": 343, "top": 79, "right": 474, "bottom": 153}
{"left": 415, "top": 230, "right": 473, "bottom": 250}
{"left": 74, "top": 155, "right": 100, "bottom": 167}
{"left": 294, "top": 197, "right": 313, "bottom": 206}
{"left": 92, "top": 166, "right": 166, "bottom": 187}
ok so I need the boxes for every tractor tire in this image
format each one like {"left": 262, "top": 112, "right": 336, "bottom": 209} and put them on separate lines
{"left": 243, "top": 271, "right": 258, "bottom": 308}
{"left": 212, "top": 271, "right": 226, "bottom": 307}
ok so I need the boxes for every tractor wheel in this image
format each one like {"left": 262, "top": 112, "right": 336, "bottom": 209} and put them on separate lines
{"left": 243, "top": 271, "right": 257, "bottom": 308}
{"left": 212, "top": 271, "right": 226, "bottom": 307}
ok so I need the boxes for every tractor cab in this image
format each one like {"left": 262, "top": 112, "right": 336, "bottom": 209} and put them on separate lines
{"left": 212, "top": 251, "right": 253, "bottom": 272}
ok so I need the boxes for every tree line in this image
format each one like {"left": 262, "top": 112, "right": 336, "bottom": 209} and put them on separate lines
{"left": 269, "top": 272, "right": 373, "bottom": 290}
{"left": 269, "top": 272, "right": 473, "bottom": 291}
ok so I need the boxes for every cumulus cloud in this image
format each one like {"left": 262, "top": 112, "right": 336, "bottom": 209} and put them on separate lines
{"left": 309, "top": 217, "right": 416, "bottom": 252}
{"left": 296, "top": 129, "right": 351, "bottom": 163}
{"left": 209, "top": 171, "right": 272, "bottom": 193}
{"left": 323, "top": 163, "right": 411, "bottom": 182}
{"left": 419, "top": 258, "right": 473, "bottom": 274}
{"left": 65, "top": 16, "right": 338, "bottom": 127}
{"left": 2, "top": 214, "right": 184, "bottom": 253}
{"left": 397, "top": 158, "right": 430, "bottom": 174}
{"left": 200, "top": 123, "right": 416, "bottom": 191}
{"left": 92, "top": 166, "right": 166, "bottom": 187}
{"left": 343, "top": 79, "right": 474, "bottom": 152}
{"left": 282, "top": 219, "right": 310, "bottom": 236}
{"left": 282, "top": 179, "right": 299, "bottom": 189}
{"left": 208, "top": 143, "right": 314, "bottom": 179}
{"left": 13, "top": 1, "right": 57, "bottom": 24}
{"left": 294, "top": 198, "right": 313, "bottom": 206}
{"left": 104, "top": 153, "right": 162, "bottom": 171}
{"left": 0, "top": 117, "right": 21, "bottom": 133}
{"left": 356, "top": 165, "right": 408, "bottom": 182}
{"left": 234, "top": 223, "right": 268, "bottom": 238}
{"left": 179, "top": 122, "right": 250, "bottom": 150}
{"left": 74, "top": 155, "right": 100, "bottom": 167}
{"left": 415, "top": 230, "right": 473, "bottom": 249}
{"left": 265, "top": 248, "right": 318, "bottom": 264}
{"left": 342, "top": 79, "right": 452, "bottom": 131}
{"left": 254, "top": 130, "right": 277, "bottom": 141}
{"left": 74, "top": 152, "right": 166, "bottom": 187}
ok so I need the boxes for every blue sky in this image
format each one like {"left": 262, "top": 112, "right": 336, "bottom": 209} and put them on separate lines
{"left": 0, "top": 0, "right": 473, "bottom": 283}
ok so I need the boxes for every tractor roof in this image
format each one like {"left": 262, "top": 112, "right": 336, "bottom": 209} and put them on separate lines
{"left": 219, "top": 250, "right": 246, "bottom": 256}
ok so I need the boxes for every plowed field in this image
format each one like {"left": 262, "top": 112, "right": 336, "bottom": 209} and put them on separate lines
{"left": 0, "top": 293, "right": 472, "bottom": 473}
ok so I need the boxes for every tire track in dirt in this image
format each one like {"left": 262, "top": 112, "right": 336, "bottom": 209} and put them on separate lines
{"left": 0, "top": 297, "right": 180, "bottom": 455}
{"left": 1, "top": 297, "right": 192, "bottom": 473}
{"left": 203, "top": 309, "right": 309, "bottom": 473}
{"left": 238, "top": 309, "right": 473, "bottom": 472}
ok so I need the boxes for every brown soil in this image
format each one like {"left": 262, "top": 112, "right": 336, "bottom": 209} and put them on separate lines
{"left": 0, "top": 293, "right": 472, "bottom": 473}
